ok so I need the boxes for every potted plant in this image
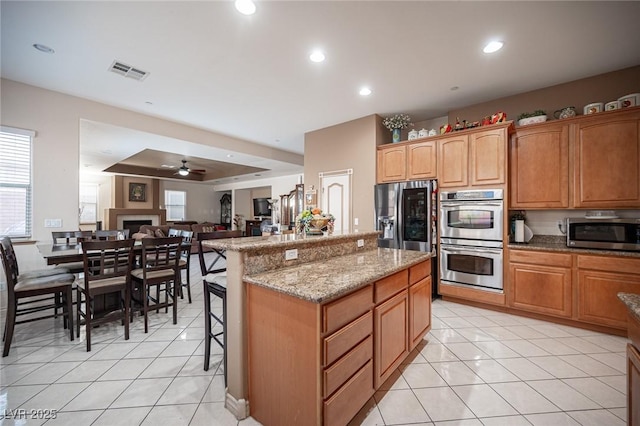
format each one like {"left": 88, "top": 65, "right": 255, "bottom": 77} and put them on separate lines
{"left": 382, "top": 113, "right": 412, "bottom": 143}
{"left": 517, "top": 109, "right": 547, "bottom": 126}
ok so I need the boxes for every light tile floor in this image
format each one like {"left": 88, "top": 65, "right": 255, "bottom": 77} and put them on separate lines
{"left": 1, "top": 254, "right": 630, "bottom": 425}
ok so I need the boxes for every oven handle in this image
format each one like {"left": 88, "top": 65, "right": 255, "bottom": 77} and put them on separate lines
{"left": 441, "top": 246, "right": 502, "bottom": 255}
{"left": 441, "top": 202, "right": 503, "bottom": 207}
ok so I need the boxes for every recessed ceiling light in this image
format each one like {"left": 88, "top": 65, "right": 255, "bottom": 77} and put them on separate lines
{"left": 226, "top": 154, "right": 234, "bottom": 158}
{"left": 235, "top": 0, "right": 256, "bottom": 15}
{"left": 309, "top": 50, "right": 325, "bottom": 63}
{"left": 33, "top": 43, "right": 54, "bottom": 54}
{"left": 450, "top": 86, "right": 459, "bottom": 91}
{"left": 145, "top": 101, "right": 153, "bottom": 105}
{"left": 359, "top": 87, "right": 372, "bottom": 96}
{"left": 483, "top": 41, "right": 503, "bottom": 53}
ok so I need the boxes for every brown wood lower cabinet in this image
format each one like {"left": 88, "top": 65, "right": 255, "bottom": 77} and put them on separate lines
{"left": 627, "top": 312, "right": 640, "bottom": 426}
{"left": 246, "top": 259, "right": 432, "bottom": 426}
{"left": 507, "top": 249, "right": 640, "bottom": 333}
{"left": 508, "top": 250, "right": 572, "bottom": 318}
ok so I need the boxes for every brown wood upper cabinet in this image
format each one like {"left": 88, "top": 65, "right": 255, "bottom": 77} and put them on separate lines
{"left": 510, "top": 107, "right": 640, "bottom": 209}
{"left": 573, "top": 110, "right": 640, "bottom": 208}
{"left": 510, "top": 122, "right": 570, "bottom": 208}
{"left": 438, "top": 125, "right": 508, "bottom": 188}
{"left": 377, "top": 145, "right": 406, "bottom": 183}
{"left": 407, "top": 140, "right": 437, "bottom": 180}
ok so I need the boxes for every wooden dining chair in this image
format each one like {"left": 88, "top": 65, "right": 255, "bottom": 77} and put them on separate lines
{"left": 1, "top": 236, "right": 75, "bottom": 357}
{"left": 130, "top": 236, "right": 183, "bottom": 333}
{"left": 197, "top": 230, "right": 241, "bottom": 378}
{"left": 51, "top": 231, "right": 94, "bottom": 273}
{"left": 77, "top": 239, "right": 135, "bottom": 351}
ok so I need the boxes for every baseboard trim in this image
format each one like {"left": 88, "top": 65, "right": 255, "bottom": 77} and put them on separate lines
{"left": 226, "top": 392, "right": 250, "bottom": 420}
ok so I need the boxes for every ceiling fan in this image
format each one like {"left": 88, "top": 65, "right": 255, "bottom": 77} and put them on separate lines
{"left": 175, "top": 160, "right": 205, "bottom": 176}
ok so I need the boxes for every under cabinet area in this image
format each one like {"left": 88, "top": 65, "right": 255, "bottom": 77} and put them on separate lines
{"left": 246, "top": 258, "right": 432, "bottom": 426}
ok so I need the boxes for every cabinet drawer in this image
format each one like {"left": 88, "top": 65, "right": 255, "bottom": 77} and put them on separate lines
{"left": 409, "top": 259, "right": 431, "bottom": 285}
{"left": 323, "top": 285, "right": 373, "bottom": 334}
{"left": 509, "top": 249, "right": 572, "bottom": 267}
{"left": 375, "top": 269, "right": 408, "bottom": 303}
{"left": 323, "top": 360, "right": 374, "bottom": 426}
{"left": 323, "top": 335, "right": 372, "bottom": 399}
{"left": 577, "top": 255, "right": 640, "bottom": 275}
{"left": 324, "top": 311, "right": 372, "bottom": 366}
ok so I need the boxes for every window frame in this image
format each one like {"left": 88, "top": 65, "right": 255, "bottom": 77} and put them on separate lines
{"left": 164, "top": 189, "right": 187, "bottom": 222}
{"left": 0, "top": 126, "right": 34, "bottom": 239}
{"left": 79, "top": 182, "right": 99, "bottom": 224}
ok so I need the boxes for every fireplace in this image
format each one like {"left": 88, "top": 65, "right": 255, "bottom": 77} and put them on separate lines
{"left": 122, "top": 220, "right": 152, "bottom": 235}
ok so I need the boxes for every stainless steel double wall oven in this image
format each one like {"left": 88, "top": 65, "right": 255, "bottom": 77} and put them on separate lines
{"left": 439, "top": 189, "right": 504, "bottom": 292}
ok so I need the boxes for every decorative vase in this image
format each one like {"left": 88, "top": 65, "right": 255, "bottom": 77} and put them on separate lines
{"left": 392, "top": 128, "right": 401, "bottom": 143}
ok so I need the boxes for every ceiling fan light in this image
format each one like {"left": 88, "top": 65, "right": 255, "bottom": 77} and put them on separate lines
{"left": 178, "top": 169, "right": 189, "bottom": 176}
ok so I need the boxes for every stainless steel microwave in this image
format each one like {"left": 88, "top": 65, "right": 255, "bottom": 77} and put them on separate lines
{"left": 566, "top": 218, "right": 640, "bottom": 251}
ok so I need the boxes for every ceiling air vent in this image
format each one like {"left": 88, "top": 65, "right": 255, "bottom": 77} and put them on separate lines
{"left": 108, "top": 60, "right": 149, "bottom": 81}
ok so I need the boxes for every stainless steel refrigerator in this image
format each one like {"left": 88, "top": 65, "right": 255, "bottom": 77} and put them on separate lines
{"left": 374, "top": 180, "right": 437, "bottom": 253}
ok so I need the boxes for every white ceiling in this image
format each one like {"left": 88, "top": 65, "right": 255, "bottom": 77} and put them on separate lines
{"left": 2, "top": 1, "right": 640, "bottom": 182}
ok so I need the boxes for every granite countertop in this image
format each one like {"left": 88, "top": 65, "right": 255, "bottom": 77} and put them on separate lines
{"left": 203, "top": 230, "right": 379, "bottom": 252}
{"left": 618, "top": 292, "right": 640, "bottom": 322}
{"left": 508, "top": 235, "right": 640, "bottom": 258}
{"left": 244, "top": 247, "right": 432, "bottom": 304}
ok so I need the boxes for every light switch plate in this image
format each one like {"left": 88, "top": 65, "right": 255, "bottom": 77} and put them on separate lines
{"left": 44, "top": 219, "right": 62, "bottom": 228}
{"left": 285, "top": 249, "right": 298, "bottom": 260}
{"left": 354, "top": 217, "right": 359, "bottom": 226}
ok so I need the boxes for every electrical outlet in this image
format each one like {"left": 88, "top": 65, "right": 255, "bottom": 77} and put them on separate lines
{"left": 357, "top": 239, "right": 364, "bottom": 248}
{"left": 285, "top": 249, "right": 298, "bottom": 260}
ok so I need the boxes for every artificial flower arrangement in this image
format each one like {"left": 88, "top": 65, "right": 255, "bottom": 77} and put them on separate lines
{"left": 382, "top": 113, "right": 412, "bottom": 131}
{"left": 295, "top": 207, "right": 335, "bottom": 235}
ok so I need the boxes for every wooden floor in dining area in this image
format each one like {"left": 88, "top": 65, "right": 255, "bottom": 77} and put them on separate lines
{"left": 0, "top": 246, "right": 631, "bottom": 426}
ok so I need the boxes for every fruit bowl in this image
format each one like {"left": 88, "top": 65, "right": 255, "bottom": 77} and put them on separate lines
{"left": 308, "top": 217, "right": 330, "bottom": 234}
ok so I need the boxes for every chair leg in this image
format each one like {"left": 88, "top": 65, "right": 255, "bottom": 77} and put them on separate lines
{"left": 143, "top": 284, "right": 149, "bottom": 333}
{"left": 222, "top": 289, "right": 227, "bottom": 387}
{"left": 76, "top": 287, "right": 81, "bottom": 338}
{"left": 185, "top": 263, "right": 192, "bottom": 304}
{"left": 65, "top": 287, "right": 74, "bottom": 342}
{"left": 123, "top": 287, "right": 130, "bottom": 341}
{"left": 203, "top": 282, "right": 212, "bottom": 371}
{"left": 172, "top": 279, "right": 178, "bottom": 325}
{"left": 85, "top": 294, "right": 92, "bottom": 352}
{"left": 2, "top": 297, "right": 17, "bottom": 357}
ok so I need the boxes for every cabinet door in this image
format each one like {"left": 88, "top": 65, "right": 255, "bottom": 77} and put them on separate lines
{"left": 377, "top": 146, "right": 406, "bottom": 183}
{"left": 407, "top": 141, "right": 437, "bottom": 180}
{"left": 509, "top": 263, "right": 572, "bottom": 318}
{"left": 469, "top": 127, "right": 506, "bottom": 186}
{"left": 628, "top": 343, "right": 640, "bottom": 426}
{"left": 374, "top": 289, "right": 408, "bottom": 388}
{"left": 437, "top": 135, "right": 469, "bottom": 188}
{"left": 574, "top": 113, "right": 640, "bottom": 207}
{"left": 510, "top": 123, "right": 569, "bottom": 208}
{"left": 576, "top": 269, "right": 640, "bottom": 329}
{"left": 409, "top": 276, "right": 431, "bottom": 350}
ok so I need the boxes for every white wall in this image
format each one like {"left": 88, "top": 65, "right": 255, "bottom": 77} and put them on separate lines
{"left": 0, "top": 78, "right": 302, "bottom": 242}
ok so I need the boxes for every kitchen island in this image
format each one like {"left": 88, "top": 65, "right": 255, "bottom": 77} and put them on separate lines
{"left": 203, "top": 231, "right": 432, "bottom": 424}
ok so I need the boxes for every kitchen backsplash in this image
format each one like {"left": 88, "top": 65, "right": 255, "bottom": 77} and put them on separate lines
{"left": 516, "top": 210, "right": 640, "bottom": 236}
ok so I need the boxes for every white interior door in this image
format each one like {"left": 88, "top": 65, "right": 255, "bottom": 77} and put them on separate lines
{"left": 319, "top": 169, "right": 352, "bottom": 233}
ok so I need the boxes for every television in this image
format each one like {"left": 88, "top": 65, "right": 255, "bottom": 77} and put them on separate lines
{"left": 253, "top": 198, "right": 271, "bottom": 217}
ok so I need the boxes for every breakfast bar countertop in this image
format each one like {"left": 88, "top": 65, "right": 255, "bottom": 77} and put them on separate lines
{"left": 244, "top": 247, "right": 432, "bottom": 303}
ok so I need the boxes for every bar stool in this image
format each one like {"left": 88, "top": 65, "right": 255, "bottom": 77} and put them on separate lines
{"left": 197, "top": 232, "right": 235, "bottom": 378}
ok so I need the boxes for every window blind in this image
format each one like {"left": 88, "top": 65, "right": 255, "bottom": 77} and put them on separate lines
{"left": 0, "top": 126, "right": 34, "bottom": 238}
{"left": 165, "top": 190, "right": 186, "bottom": 221}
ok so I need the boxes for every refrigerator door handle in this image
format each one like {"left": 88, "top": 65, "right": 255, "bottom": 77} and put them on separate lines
{"left": 396, "top": 183, "right": 403, "bottom": 247}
